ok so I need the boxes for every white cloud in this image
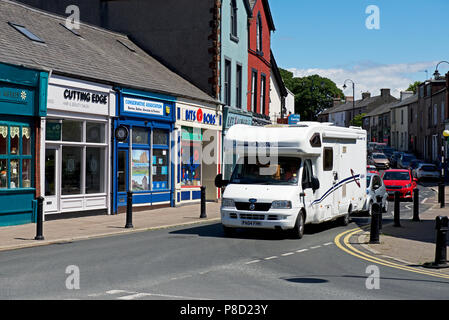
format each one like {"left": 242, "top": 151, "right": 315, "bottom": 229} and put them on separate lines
{"left": 288, "top": 61, "right": 439, "bottom": 100}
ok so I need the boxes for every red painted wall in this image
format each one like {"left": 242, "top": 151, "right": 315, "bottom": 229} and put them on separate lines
{"left": 247, "top": 0, "right": 272, "bottom": 116}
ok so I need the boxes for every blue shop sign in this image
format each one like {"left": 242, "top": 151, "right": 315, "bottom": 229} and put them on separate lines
{"left": 288, "top": 114, "right": 301, "bottom": 125}
{"left": 225, "top": 112, "right": 252, "bottom": 128}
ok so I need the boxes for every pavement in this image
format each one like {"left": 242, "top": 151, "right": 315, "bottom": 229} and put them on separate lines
{"left": 0, "top": 202, "right": 221, "bottom": 252}
{"left": 357, "top": 186, "right": 449, "bottom": 273}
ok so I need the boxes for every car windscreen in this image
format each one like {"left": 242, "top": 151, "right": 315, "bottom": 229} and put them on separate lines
{"left": 230, "top": 156, "right": 301, "bottom": 185}
{"left": 383, "top": 172, "right": 410, "bottom": 181}
{"left": 421, "top": 165, "right": 437, "bottom": 172}
{"left": 366, "top": 176, "right": 371, "bottom": 186}
{"left": 373, "top": 154, "right": 387, "bottom": 159}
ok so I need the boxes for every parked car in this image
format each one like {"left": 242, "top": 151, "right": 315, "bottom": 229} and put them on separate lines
{"left": 382, "top": 147, "right": 395, "bottom": 159}
{"left": 408, "top": 159, "right": 424, "bottom": 173}
{"left": 363, "top": 172, "right": 388, "bottom": 214}
{"left": 382, "top": 169, "right": 418, "bottom": 201}
{"left": 368, "top": 153, "right": 390, "bottom": 170}
{"left": 413, "top": 163, "right": 441, "bottom": 181}
{"left": 390, "top": 151, "right": 404, "bottom": 168}
{"left": 367, "top": 165, "right": 379, "bottom": 174}
{"left": 397, "top": 153, "right": 416, "bottom": 169}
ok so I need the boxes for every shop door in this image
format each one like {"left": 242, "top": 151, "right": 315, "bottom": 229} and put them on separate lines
{"left": 117, "top": 149, "right": 129, "bottom": 207}
{"left": 44, "top": 146, "right": 59, "bottom": 213}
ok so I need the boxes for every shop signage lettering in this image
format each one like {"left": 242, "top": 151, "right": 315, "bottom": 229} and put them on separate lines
{"left": 124, "top": 98, "right": 164, "bottom": 116}
{"left": 0, "top": 88, "right": 28, "bottom": 103}
{"left": 184, "top": 108, "right": 216, "bottom": 125}
{"left": 63, "top": 89, "right": 107, "bottom": 104}
{"left": 226, "top": 113, "right": 252, "bottom": 127}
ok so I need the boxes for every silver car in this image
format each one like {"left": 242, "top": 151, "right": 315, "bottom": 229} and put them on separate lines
{"left": 363, "top": 172, "right": 388, "bottom": 215}
{"left": 413, "top": 163, "right": 441, "bottom": 181}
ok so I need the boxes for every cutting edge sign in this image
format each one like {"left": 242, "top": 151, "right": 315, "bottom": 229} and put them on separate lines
{"left": 183, "top": 107, "right": 218, "bottom": 126}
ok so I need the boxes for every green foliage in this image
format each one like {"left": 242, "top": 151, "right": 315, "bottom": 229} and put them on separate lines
{"left": 279, "top": 69, "right": 344, "bottom": 121}
{"left": 350, "top": 113, "right": 366, "bottom": 127}
{"left": 406, "top": 81, "right": 422, "bottom": 94}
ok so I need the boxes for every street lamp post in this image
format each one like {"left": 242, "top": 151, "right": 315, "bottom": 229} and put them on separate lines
{"left": 343, "top": 79, "right": 355, "bottom": 127}
{"left": 433, "top": 62, "right": 449, "bottom": 186}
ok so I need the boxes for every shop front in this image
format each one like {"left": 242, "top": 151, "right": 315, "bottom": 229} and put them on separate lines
{"left": 113, "top": 88, "right": 176, "bottom": 213}
{"left": 175, "top": 99, "right": 222, "bottom": 204}
{"left": 0, "top": 63, "right": 48, "bottom": 226}
{"left": 222, "top": 107, "right": 252, "bottom": 179}
{"left": 42, "top": 75, "right": 115, "bottom": 218}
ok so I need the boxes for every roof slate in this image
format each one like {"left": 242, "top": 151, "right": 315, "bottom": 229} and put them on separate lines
{"left": 0, "top": 0, "right": 218, "bottom": 104}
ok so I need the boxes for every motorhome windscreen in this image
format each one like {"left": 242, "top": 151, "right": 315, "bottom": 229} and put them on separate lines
{"left": 230, "top": 157, "right": 301, "bottom": 185}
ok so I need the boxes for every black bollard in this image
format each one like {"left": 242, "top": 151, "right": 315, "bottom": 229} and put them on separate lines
{"left": 439, "top": 183, "right": 445, "bottom": 208}
{"left": 394, "top": 191, "right": 401, "bottom": 227}
{"left": 200, "top": 186, "right": 207, "bottom": 218}
{"left": 369, "top": 203, "right": 381, "bottom": 244}
{"left": 125, "top": 191, "right": 134, "bottom": 228}
{"left": 34, "top": 196, "right": 44, "bottom": 240}
{"left": 413, "top": 188, "right": 420, "bottom": 222}
{"left": 376, "top": 195, "right": 383, "bottom": 232}
{"left": 423, "top": 216, "right": 449, "bottom": 269}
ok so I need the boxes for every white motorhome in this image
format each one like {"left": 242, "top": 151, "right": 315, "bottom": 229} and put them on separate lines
{"left": 215, "top": 122, "right": 367, "bottom": 238}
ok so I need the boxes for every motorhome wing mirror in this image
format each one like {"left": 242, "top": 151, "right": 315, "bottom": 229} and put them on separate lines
{"left": 311, "top": 177, "right": 320, "bottom": 191}
{"left": 214, "top": 174, "right": 228, "bottom": 188}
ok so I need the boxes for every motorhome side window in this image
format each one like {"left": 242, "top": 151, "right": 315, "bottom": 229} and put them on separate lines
{"left": 323, "top": 147, "right": 333, "bottom": 171}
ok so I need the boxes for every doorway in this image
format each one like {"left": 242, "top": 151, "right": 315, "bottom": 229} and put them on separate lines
{"left": 44, "top": 146, "right": 59, "bottom": 213}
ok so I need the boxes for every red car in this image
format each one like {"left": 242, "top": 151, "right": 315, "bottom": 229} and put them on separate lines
{"left": 367, "top": 165, "right": 379, "bottom": 174}
{"left": 382, "top": 169, "right": 417, "bottom": 201}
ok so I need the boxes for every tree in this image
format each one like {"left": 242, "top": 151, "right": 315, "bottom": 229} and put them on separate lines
{"left": 351, "top": 113, "right": 366, "bottom": 127}
{"left": 406, "top": 81, "right": 422, "bottom": 94}
{"left": 279, "top": 69, "right": 344, "bottom": 121}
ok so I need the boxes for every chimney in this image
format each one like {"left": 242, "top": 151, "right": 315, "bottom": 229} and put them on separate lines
{"left": 362, "top": 92, "right": 371, "bottom": 100}
{"left": 333, "top": 98, "right": 342, "bottom": 107}
{"left": 380, "top": 88, "right": 390, "bottom": 97}
{"left": 400, "top": 91, "right": 413, "bottom": 101}
{"left": 345, "top": 96, "right": 354, "bottom": 103}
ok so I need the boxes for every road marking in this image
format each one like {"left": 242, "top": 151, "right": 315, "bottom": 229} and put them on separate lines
{"left": 334, "top": 227, "right": 449, "bottom": 280}
{"left": 265, "top": 256, "right": 278, "bottom": 260}
{"left": 107, "top": 289, "right": 208, "bottom": 300}
{"left": 421, "top": 198, "right": 428, "bottom": 204}
{"left": 106, "top": 290, "right": 135, "bottom": 295}
{"left": 310, "top": 245, "right": 321, "bottom": 249}
{"left": 296, "top": 249, "right": 308, "bottom": 253}
{"left": 281, "top": 252, "right": 295, "bottom": 256}
{"left": 245, "top": 259, "right": 261, "bottom": 265}
{"left": 323, "top": 242, "right": 333, "bottom": 246}
{"left": 118, "top": 293, "right": 152, "bottom": 300}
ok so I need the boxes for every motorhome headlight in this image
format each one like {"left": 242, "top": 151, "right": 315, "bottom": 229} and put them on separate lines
{"left": 221, "top": 198, "right": 235, "bottom": 208}
{"left": 271, "top": 200, "right": 292, "bottom": 209}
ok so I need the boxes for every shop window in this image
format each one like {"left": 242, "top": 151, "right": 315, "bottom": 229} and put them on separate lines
{"left": 22, "top": 127, "right": 31, "bottom": 155}
{"left": 46, "top": 121, "right": 62, "bottom": 141}
{"left": 153, "top": 128, "right": 168, "bottom": 145}
{"left": 45, "top": 149, "right": 56, "bottom": 196}
{"left": 132, "top": 127, "right": 149, "bottom": 145}
{"left": 10, "top": 159, "right": 19, "bottom": 189}
{"left": 61, "top": 146, "right": 82, "bottom": 195}
{"left": 0, "top": 126, "right": 7, "bottom": 154}
{"left": 152, "top": 149, "right": 169, "bottom": 190}
{"left": 181, "top": 140, "right": 202, "bottom": 187}
{"left": 22, "top": 159, "right": 31, "bottom": 188}
{"left": 62, "top": 120, "right": 82, "bottom": 142}
{"left": 131, "top": 149, "right": 150, "bottom": 191}
{"left": 0, "top": 159, "right": 6, "bottom": 189}
{"left": 86, "top": 122, "right": 105, "bottom": 143}
{"left": 10, "top": 126, "right": 19, "bottom": 155}
{"left": 86, "top": 147, "right": 105, "bottom": 194}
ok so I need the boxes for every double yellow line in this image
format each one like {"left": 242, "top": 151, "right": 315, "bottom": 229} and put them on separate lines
{"left": 334, "top": 227, "right": 449, "bottom": 280}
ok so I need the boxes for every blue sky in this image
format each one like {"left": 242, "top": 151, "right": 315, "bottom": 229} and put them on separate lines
{"left": 270, "top": 0, "right": 449, "bottom": 99}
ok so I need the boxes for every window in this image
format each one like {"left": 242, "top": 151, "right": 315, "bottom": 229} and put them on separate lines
{"left": 433, "top": 104, "right": 438, "bottom": 126}
{"left": 86, "top": 147, "right": 105, "bottom": 194}
{"left": 236, "top": 64, "right": 242, "bottom": 108}
{"left": 181, "top": 127, "right": 202, "bottom": 187}
{"left": 224, "top": 59, "right": 232, "bottom": 106}
{"left": 86, "top": 122, "right": 105, "bottom": 143}
{"left": 132, "top": 127, "right": 149, "bottom": 145}
{"left": 251, "top": 71, "right": 258, "bottom": 112}
{"left": 442, "top": 102, "right": 445, "bottom": 122}
{"left": 410, "top": 107, "right": 413, "bottom": 123}
{"left": 302, "top": 159, "right": 313, "bottom": 189}
{"left": 260, "top": 75, "right": 266, "bottom": 114}
{"left": 323, "top": 147, "right": 333, "bottom": 171}
{"left": 62, "top": 120, "right": 82, "bottom": 142}
{"left": 62, "top": 146, "right": 82, "bottom": 195}
{"left": 0, "top": 123, "right": 33, "bottom": 189}
{"left": 309, "top": 133, "right": 322, "bottom": 148}
{"left": 401, "top": 109, "right": 404, "bottom": 124}
{"left": 152, "top": 129, "right": 170, "bottom": 190}
{"left": 230, "top": 0, "right": 238, "bottom": 38}
{"left": 9, "top": 22, "right": 45, "bottom": 43}
{"left": 256, "top": 13, "right": 263, "bottom": 53}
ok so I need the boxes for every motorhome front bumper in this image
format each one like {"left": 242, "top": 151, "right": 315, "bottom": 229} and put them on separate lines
{"left": 220, "top": 208, "right": 298, "bottom": 230}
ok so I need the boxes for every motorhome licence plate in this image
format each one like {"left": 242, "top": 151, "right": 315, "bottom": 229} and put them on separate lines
{"left": 242, "top": 220, "right": 261, "bottom": 226}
